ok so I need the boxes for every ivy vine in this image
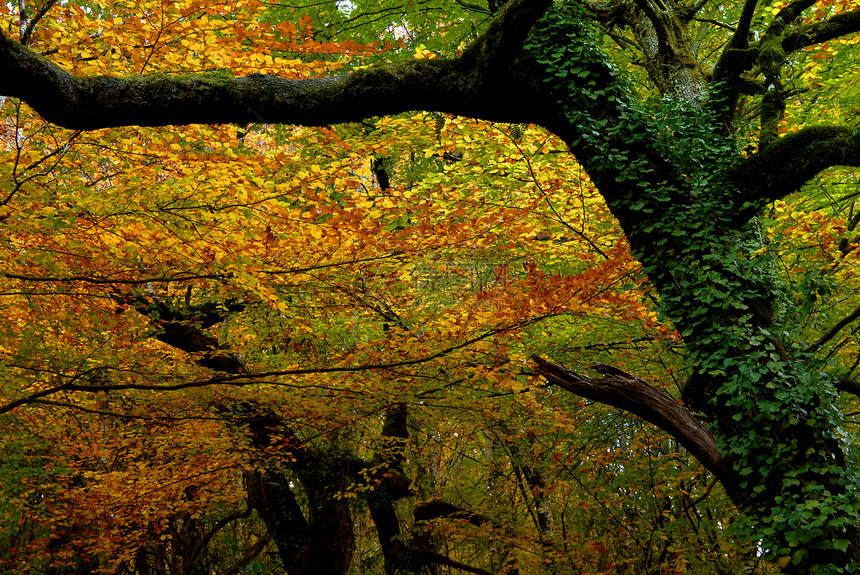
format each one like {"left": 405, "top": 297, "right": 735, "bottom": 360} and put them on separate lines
{"left": 525, "top": 3, "right": 860, "bottom": 572}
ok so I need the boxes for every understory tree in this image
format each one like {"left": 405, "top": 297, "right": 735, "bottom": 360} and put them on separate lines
{"left": 2, "top": 0, "right": 860, "bottom": 573}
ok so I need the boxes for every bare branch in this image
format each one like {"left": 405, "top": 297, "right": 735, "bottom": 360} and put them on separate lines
{"left": 409, "top": 550, "right": 493, "bottom": 575}
{"left": 730, "top": 0, "right": 759, "bottom": 49}
{"left": 808, "top": 303, "right": 860, "bottom": 354}
{"left": 0, "top": 316, "right": 561, "bottom": 414}
{"left": 531, "top": 355, "right": 740, "bottom": 499}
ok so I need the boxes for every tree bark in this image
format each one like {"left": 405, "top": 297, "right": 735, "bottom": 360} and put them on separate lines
{"left": 532, "top": 356, "right": 740, "bottom": 500}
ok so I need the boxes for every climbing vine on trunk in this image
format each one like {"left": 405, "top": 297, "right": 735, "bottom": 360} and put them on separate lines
{"left": 526, "top": 5, "right": 860, "bottom": 572}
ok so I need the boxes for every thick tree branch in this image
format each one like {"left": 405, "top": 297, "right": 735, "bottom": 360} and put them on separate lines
{"left": 730, "top": 125, "right": 860, "bottom": 221}
{"left": 407, "top": 500, "right": 494, "bottom": 575}
{"left": 723, "top": 0, "right": 758, "bottom": 52}
{"left": 711, "top": 0, "right": 852, "bottom": 140}
{"left": 414, "top": 499, "right": 491, "bottom": 526}
{"left": 461, "top": 0, "right": 553, "bottom": 71}
{"left": 453, "top": 0, "right": 493, "bottom": 15}
{"left": 219, "top": 534, "right": 271, "bottom": 575}
{"left": 408, "top": 550, "right": 493, "bottom": 575}
{"left": 240, "top": 403, "right": 357, "bottom": 575}
{"left": 678, "top": 0, "right": 711, "bottom": 18}
{"left": 0, "top": 0, "right": 552, "bottom": 130}
{"left": 755, "top": 0, "right": 829, "bottom": 148}
{"left": 115, "top": 292, "right": 246, "bottom": 373}
{"left": 188, "top": 507, "right": 253, "bottom": 568}
{"left": 366, "top": 404, "right": 414, "bottom": 575}
{"left": 624, "top": 0, "right": 708, "bottom": 101}
{"left": 0, "top": 41, "right": 458, "bottom": 129}
{"left": 768, "top": 0, "right": 817, "bottom": 28}
{"left": 244, "top": 469, "right": 313, "bottom": 573}
{"left": 782, "top": 9, "right": 860, "bottom": 54}
{"left": 710, "top": 0, "right": 759, "bottom": 96}
{"left": 531, "top": 355, "right": 740, "bottom": 498}
{"left": 836, "top": 375, "right": 860, "bottom": 397}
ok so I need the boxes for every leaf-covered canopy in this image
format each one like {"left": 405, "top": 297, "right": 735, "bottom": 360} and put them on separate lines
{"left": 1, "top": 0, "right": 860, "bottom": 573}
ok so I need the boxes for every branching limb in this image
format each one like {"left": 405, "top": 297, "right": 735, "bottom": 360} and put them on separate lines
{"left": 219, "top": 534, "right": 271, "bottom": 575}
{"left": 244, "top": 468, "right": 313, "bottom": 573}
{"left": 755, "top": 0, "right": 817, "bottom": 147}
{"left": 237, "top": 403, "right": 357, "bottom": 575}
{"left": 0, "top": 380, "right": 70, "bottom": 416}
{"left": 766, "top": 0, "right": 816, "bottom": 30}
{"left": 531, "top": 355, "right": 740, "bottom": 499}
{"left": 624, "top": 0, "right": 708, "bottom": 101}
{"left": 360, "top": 403, "right": 421, "bottom": 575}
{"left": 188, "top": 507, "right": 253, "bottom": 568}
{"left": 678, "top": 0, "right": 711, "bottom": 18}
{"left": 19, "top": 0, "right": 58, "bottom": 45}
{"left": 461, "top": 0, "right": 553, "bottom": 70}
{"left": 711, "top": 0, "right": 857, "bottom": 138}
{"left": 408, "top": 500, "right": 494, "bottom": 575}
{"left": 114, "top": 292, "right": 246, "bottom": 373}
{"left": 453, "top": 0, "right": 493, "bottom": 15}
{"left": 582, "top": 0, "right": 622, "bottom": 21}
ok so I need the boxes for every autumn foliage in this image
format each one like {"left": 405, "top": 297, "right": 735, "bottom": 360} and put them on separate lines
{"left": 1, "top": 0, "right": 858, "bottom": 574}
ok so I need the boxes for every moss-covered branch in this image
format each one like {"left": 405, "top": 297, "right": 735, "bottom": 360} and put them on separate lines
{"left": 782, "top": 9, "right": 860, "bottom": 53}
{"left": 711, "top": 0, "right": 860, "bottom": 138}
{"left": 0, "top": 33, "right": 458, "bottom": 129}
{"left": 0, "top": 0, "right": 553, "bottom": 130}
{"left": 461, "top": 0, "right": 553, "bottom": 73}
{"left": 731, "top": 125, "right": 860, "bottom": 221}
